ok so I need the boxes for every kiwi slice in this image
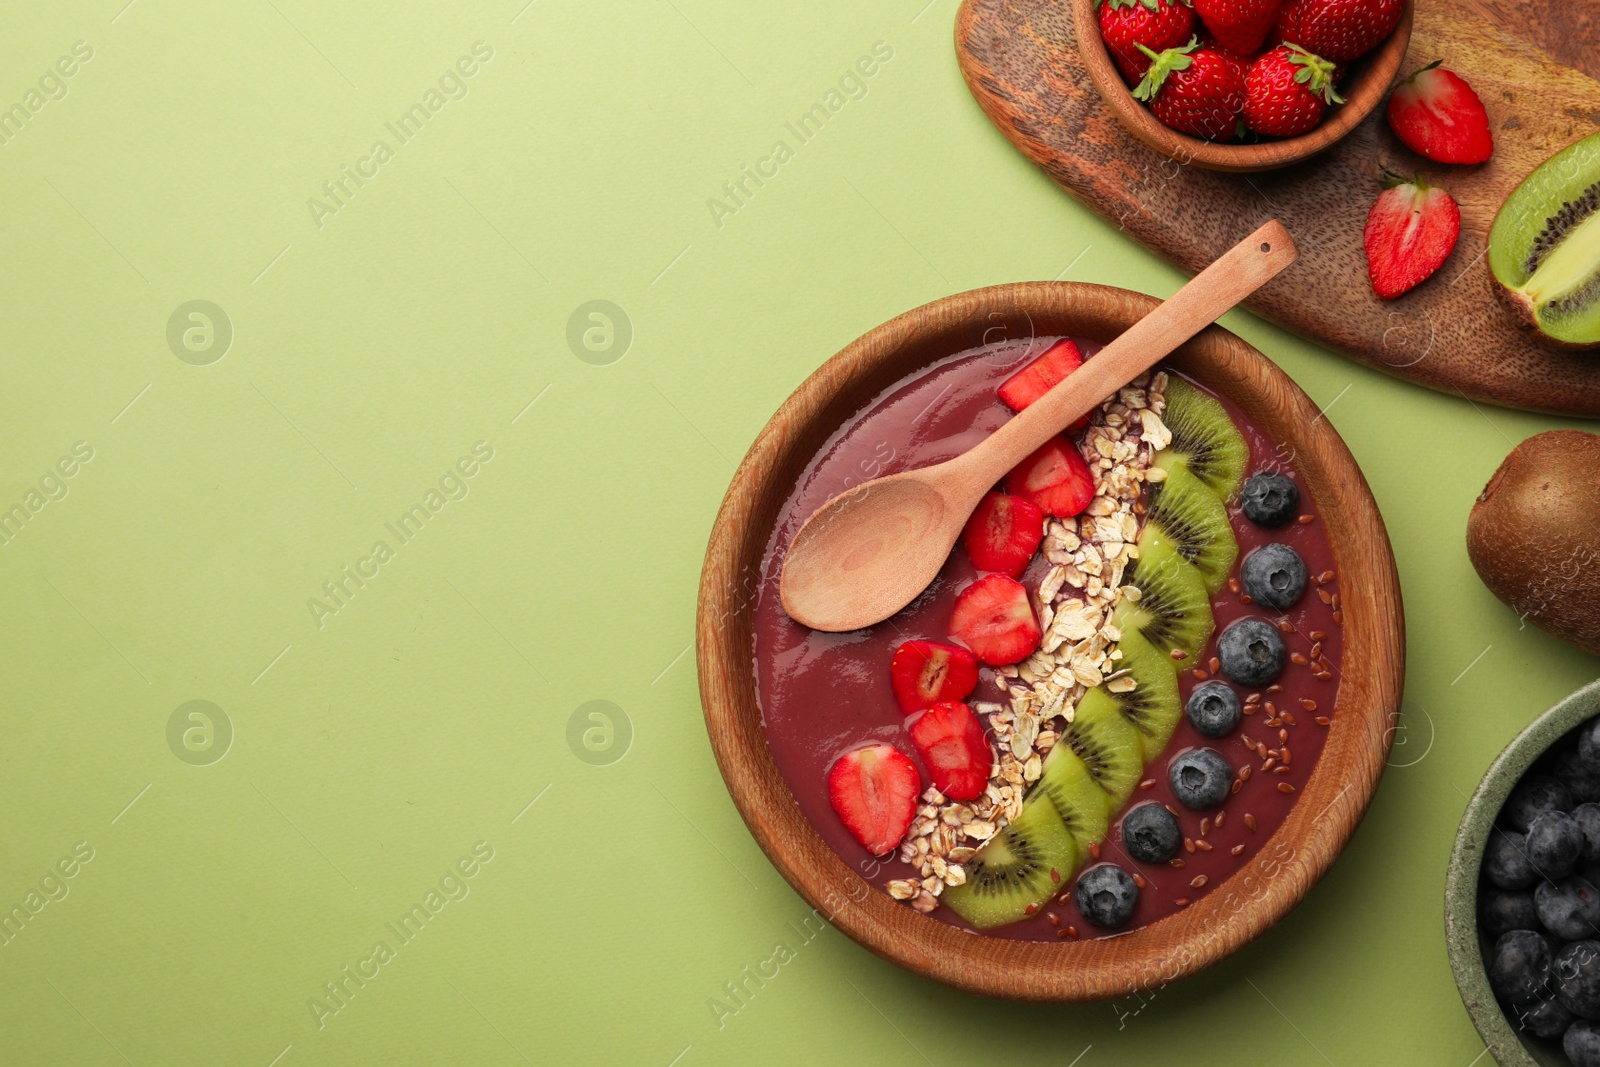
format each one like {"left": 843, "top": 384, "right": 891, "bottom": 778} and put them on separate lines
{"left": 1112, "top": 530, "right": 1216, "bottom": 661}
{"left": 1035, "top": 741, "right": 1112, "bottom": 856}
{"left": 942, "top": 794, "right": 1079, "bottom": 930}
{"left": 1144, "top": 462, "right": 1239, "bottom": 595}
{"left": 1083, "top": 628, "right": 1182, "bottom": 763}
{"left": 1061, "top": 685, "right": 1145, "bottom": 810}
{"left": 1489, "top": 131, "right": 1600, "bottom": 350}
{"left": 1153, "top": 377, "right": 1248, "bottom": 503}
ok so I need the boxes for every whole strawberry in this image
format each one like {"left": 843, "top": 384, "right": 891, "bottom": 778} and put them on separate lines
{"left": 1363, "top": 172, "right": 1460, "bottom": 299}
{"left": 1243, "top": 44, "right": 1342, "bottom": 136}
{"left": 1195, "top": 0, "right": 1281, "bottom": 56}
{"left": 1386, "top": 60, "right": 1493, "bottom": 163}
{"left": 1275, "top": 0, "right": 1404, "bottom": 63}
{"left": 1133, "top": 39, "right": 1247, "bottom": 141}
{"left": 1099, "top": 0, "right": 1198, "bottom": 83}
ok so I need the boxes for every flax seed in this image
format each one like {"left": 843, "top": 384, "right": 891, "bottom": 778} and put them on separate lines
{"left": 1068, "top": 926, "right": 1080, "bottom": 939}
{"left": 1170, "top": 858, "right": 1186, "bottom": 868}
{"left": 1140, "top": 778, "right": 1157, "bottom": 791}
{"left": 1281, "top": 710, "right": 1296, "bottom": 726}
{"left": 1331, "top": 593, "right": 1341, "bottom": 611}
{"left": 1166, "top": 804, "right": 1180, "bottom": 816}
{"left": 1297, "top": 514, "right": 1314, "bottom": 524}
{"left": 1268, "top": 685, "right": 1283, "bottom": 694}
{"left": 1300, "top": 698, "right": 1317, "bottom": 711}
{"left": 1266, "top": 718, "right": 1282, "bottom": 728}
{"left": 1261, "top": 757, "right": 1276, "bottom": 772}
{"left": 1171, "top": 648, "right": 1188, "bottom": 660}
{"left": 1278, "top": 728, "right": 1288, "bottom": 742}
{"left": 1275, "top": 766, "right": 1292, "bottom": 776}
{"left": 1317, "top": 670, "right": 1333, "bottom": 681}
{"left": 1246, "top": 692, "right": 1262, "bottom": 705}
{"left": 1240, "top": 765, "right": 1252, "bottom": 781}
{"left": 1310, "top": 630, "right": 1327, "bottom": 642}
{"left": 1184, "top": 837, "right": 1195, "bottom": 853}
{"left": 1026, "top": 902, "right": 1039, "bottom": 915}
{"left": 1089, "top": 842, "right": 1101, "bottom": 860}
{"left": 1175, "top": 898, "right": 1190, "bottom": 907}
{"left": 1256, "top": 742, "right": 1269, "bottom": 758}
{"left": 1051, "top": 867, "right": 1061, "bottom": 884}
{"left": 1057, "top": 928, "right": 1071, "bottom": 939}
{"left": 1240, "top": 594, "right": 1254, "bottom": 605}
{"left": 1047, "top": 912, "right": 1060, "bottom": 926}
{"left": 1228, "top": 578, "right": 1241, "bottom": 594}
{"left": 1193, "top": 669, "right": 1210, "bottom": 681}
{"left": 1317, "top": 588, "right": 1333, "bottom": 605}
{"left": 1059, "top": 892, "right": 1073, "bottom": 905}
{"left": 1278, "top": 782, "right": 1296, "bottom": 793}
{"left": 1333, "top": 610, "right": 1343, "bottom": 625}
{"left": 1132, "top": 872, "right": 1147, "bottom": 889}
{"left": 1317, "top": 570, "right": 1334, "bottom": 585}
{"left": 1215, "top": 811, "right": 1226, "bottom": 828}
{"left": 1316, "top": 716, "right": 1331, "bottom": 726}
{"left": 1265, "top": 701, "right": 1277, "bottom": 717}
{"left": 1282, "top": 748, "right": 1293, "bottom": 766}
{"left": 1231, "top": 778, "right": 1242, "bottom": 794}
{"left": 1201, "top": 817, "right": 1211, "bottom": 835}
{"left": 1231, "top": 844, "right": 1246, "bottom": 856}
{"left": 1242, "top": 734, "right": 1256, "bottom": 749}
{"left": 1191, "top": 875, "right": 1208, "bottom": 888}
{"left": 1276, "top": 619, "right": 1295, "bottom": 634}
{"left": 1195, "top": 839, "right": 1213, "bottom": 852}
{"left": 1310, "top": 642, "right": 1323, "bottom": 660}
{"left": 1209, "top": 656, "right": 1221, "bottom": 674}
{"left": 1291, "top": 652, "right": 1309, "bottom": 666}
{"left": 1244, "top": 812, "right": 1257, "bottom": 831}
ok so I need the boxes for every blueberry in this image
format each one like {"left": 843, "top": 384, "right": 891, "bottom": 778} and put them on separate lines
{"left": 1169, "top": 748, "right": 1233, "bottom": 810}
{"left": 1489, "top": 929, "right": 1552, "bottom": 1005}
{"left": 1516, "top": 996, "right": 1575, "bottom": 1039}
{"left": 1485, "top": 830, "right": 1536, "bottom": 890}
{"left": 1186, "top": 681, "right": 1241, "bottom": 738}
{"left": 1075, "top": 863, "right": 1139, "bottom": 929}
{"left": 1537, "top": 877, "right": 1600, "bottom": 941}
{"left": 1569, "top": 1019, "right": 1600, "bottom": 1066}
{"left": 1240, "top": 472, "right": 1298, "bottom": 528}
{"left": 1555, "top": 749, "right": 1600, "bottom": 804}
{"left": 1504, "top": 775, "right": 1574, "bottom": 832}
{"left": 1557, "top": 941, "right": 1600, "bottom": 1020}
{"left": 1581, "top": 718, "right": 1600, "bottom": 772}
{"left": 1241, "top": 544, "right": 1308, "bottom": 612}
{"left": 1481, "top": 888, "right": 1540, "bottom": 937}
{"left": 1120, "top": 803, "right": 1181, "bottom": 864}
{"left": 1217, "top": 618, "right": 1286, "bottom": 686}
{"left": 1575, "top": 805, "right": 1600, "bottom": 864}
{"left": 1531, "top": 811, "right": 1586, "bottom": 881}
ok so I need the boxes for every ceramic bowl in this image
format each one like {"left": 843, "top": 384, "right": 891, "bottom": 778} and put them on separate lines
{"left": 697, "top": 281, "right": 1404, "bottom": 1000}
{"left": 1446, "top": 679, "right": 1600, "bottom": 1064}
{"left": 1070, "top": 0, "right": 1414, "bottom": 173}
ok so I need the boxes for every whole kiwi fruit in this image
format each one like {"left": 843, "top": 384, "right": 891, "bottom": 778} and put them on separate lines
{"left": 1467, "top": 430, "right": 1600, "bottom": 655}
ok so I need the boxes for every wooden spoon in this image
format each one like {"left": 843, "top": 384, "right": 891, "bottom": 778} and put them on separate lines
{"left": 779, "top": 219, "right": 1299, "bottom": 632}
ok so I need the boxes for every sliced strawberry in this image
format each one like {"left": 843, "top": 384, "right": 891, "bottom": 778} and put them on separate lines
{"left": 827, "top": 743, "right": 920, "bottom": 855}
{"left": 1004, "top": 437, "right": 1096, "bottom": 517}
{"left": 998, "top": 340, "right": 1089, "bottom": 433}
{"left": 889, "top": 640, "right": 980, "bottom": 714}
{"left": 962, "top": 492, "right": 1045, "bottom": 578}
{"left": 1386, "top": 61, "right": 1493, "bottom": 165}
{"left": 908, "top": 702, "right": 993, "bottom": 802}
{"left": 1363, "top": 173, "right": 1461, "bottom": 300}
{"left": 949, "top": 574, "right": 1041, "bottom": 666}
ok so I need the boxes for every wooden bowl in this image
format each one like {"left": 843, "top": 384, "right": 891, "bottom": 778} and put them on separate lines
{"left": 1071, "top": 0, "right": 1414, "bottom": 173}
{"left": 1445, "top": 680, "right": 1600, "bottom": 1065}
{"left": 697, "top": 281, "right": 1404, "bottom": 1000}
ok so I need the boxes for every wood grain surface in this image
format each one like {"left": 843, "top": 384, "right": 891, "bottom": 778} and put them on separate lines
{"left": 955, "top": 0, "right": 1600, "bottom": 414}
{"left": 697, "top": 282, "right": 1404, "bottom": 1001}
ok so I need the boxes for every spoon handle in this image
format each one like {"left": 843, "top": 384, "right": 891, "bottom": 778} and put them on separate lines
{"left": 965, "top": 220, "right": 1299, "bottom": 487}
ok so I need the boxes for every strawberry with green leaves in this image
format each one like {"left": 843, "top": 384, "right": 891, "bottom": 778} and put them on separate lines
{"left": 1386, "top": 60, "right": 1494, "bottom": 164}
{"left": 1243, "top": 43, "right": 1343, "bottom": 137}
{"left": 1133, "top": 38, "right": 1248, "bottom": 142}
{"left": 1098, "top": 0, "right": 1197, "bottom": 83}
{"left": 1194, "top": 0, "right": 1281, "bottom": 57}
{"left": 1274, "top": 0, "right": 1404, "bottom": 63}
{"left": 1363, "top": 171, "right": 1461, "bottom": 299}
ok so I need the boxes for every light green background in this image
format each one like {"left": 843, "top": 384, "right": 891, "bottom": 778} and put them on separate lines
{"left": 1, "top": 1, "right": 1595, "bottom": 1064}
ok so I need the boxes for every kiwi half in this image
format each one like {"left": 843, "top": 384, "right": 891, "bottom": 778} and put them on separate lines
{"left": 1112, "top": 530, "right": 1216, "bottom": 660}
{"left": 1144, "top": 462, "right": 1239, "bottom": 594}
{"left": 1035, "top": 742, "right": 1112, "bottom": 857}
{"left": 1089, "top": 628, "right": 1182, "bottom": 762}
{"left": 1489, "top": 131, "right": 1600, "bottom": 350}
{"left": 942, "top": 795, "right": 1079, "bottom": 930}
{"left": 1153, "top": 377, "right": 1249, "bottom": 503}
{"left": 1061, "top": 686, "right": 1144, "bottom": 810}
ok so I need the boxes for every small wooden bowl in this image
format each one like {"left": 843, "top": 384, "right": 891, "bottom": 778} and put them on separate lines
{"left": 1071, "top": 0, "right": 1414, "bottom": 173}
{"left": 1445, "top": 680, "right": 1600, "bottom": 1065}
{"left": 698, "top": 282, "right": 1405, "bottom": 1001}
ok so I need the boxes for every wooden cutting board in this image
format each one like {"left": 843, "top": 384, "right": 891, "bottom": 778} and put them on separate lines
{"left": 955, "top": 0, "right": 1600, "bottom": 414}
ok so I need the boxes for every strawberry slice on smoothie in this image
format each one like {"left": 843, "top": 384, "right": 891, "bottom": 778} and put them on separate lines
{"left": 889, "top": 640, "right": 980, "bottom": 714}
{"left": 961, "top": 492, "right": 1045, "bottom": 578}
{"left": 908, "top": 701, "right": 993, "bottom": 802}
{"left": 827, "top": 744, "right": 921, "bottom": 855}
{"left": 1005, "top": 437, "right": 1097, "bottom": 518}
{"left": 949, "top": 574, "right": 1042, "bottom": 666}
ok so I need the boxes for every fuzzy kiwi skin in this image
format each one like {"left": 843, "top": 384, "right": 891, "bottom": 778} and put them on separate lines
{"left": 1466, "top": 431, "right": 1600, "bottom": 655}
{"left": 1489, "top": 274, "right": 1600, "bottom": 353}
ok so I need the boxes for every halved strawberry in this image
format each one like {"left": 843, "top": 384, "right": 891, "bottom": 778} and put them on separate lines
{"left": 1386, "top": 61, "right": 1493, "bottom": 165}
{"left": 1004, "top": 437, "right": 1096, "bottom": 517}
{"left": 949, "top": 574, "right": 1041, "bottom": 666}
{"left": 998, "top": 340, "right": 1089, "bottom": 432}
{"left": 1363, "top": 172, "right": 1460, "bottom": 299}
{"left": 889, "top": 640, "right": 980, "bottom": 714}
{"left": 908, "top": 702, "right": 993, "bottom": 802}
{"left": 827, "top": 743, "right": 920, "bottom": 855}
{"left": 962, "top": 492, "right": 1045, "bottom": 578}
